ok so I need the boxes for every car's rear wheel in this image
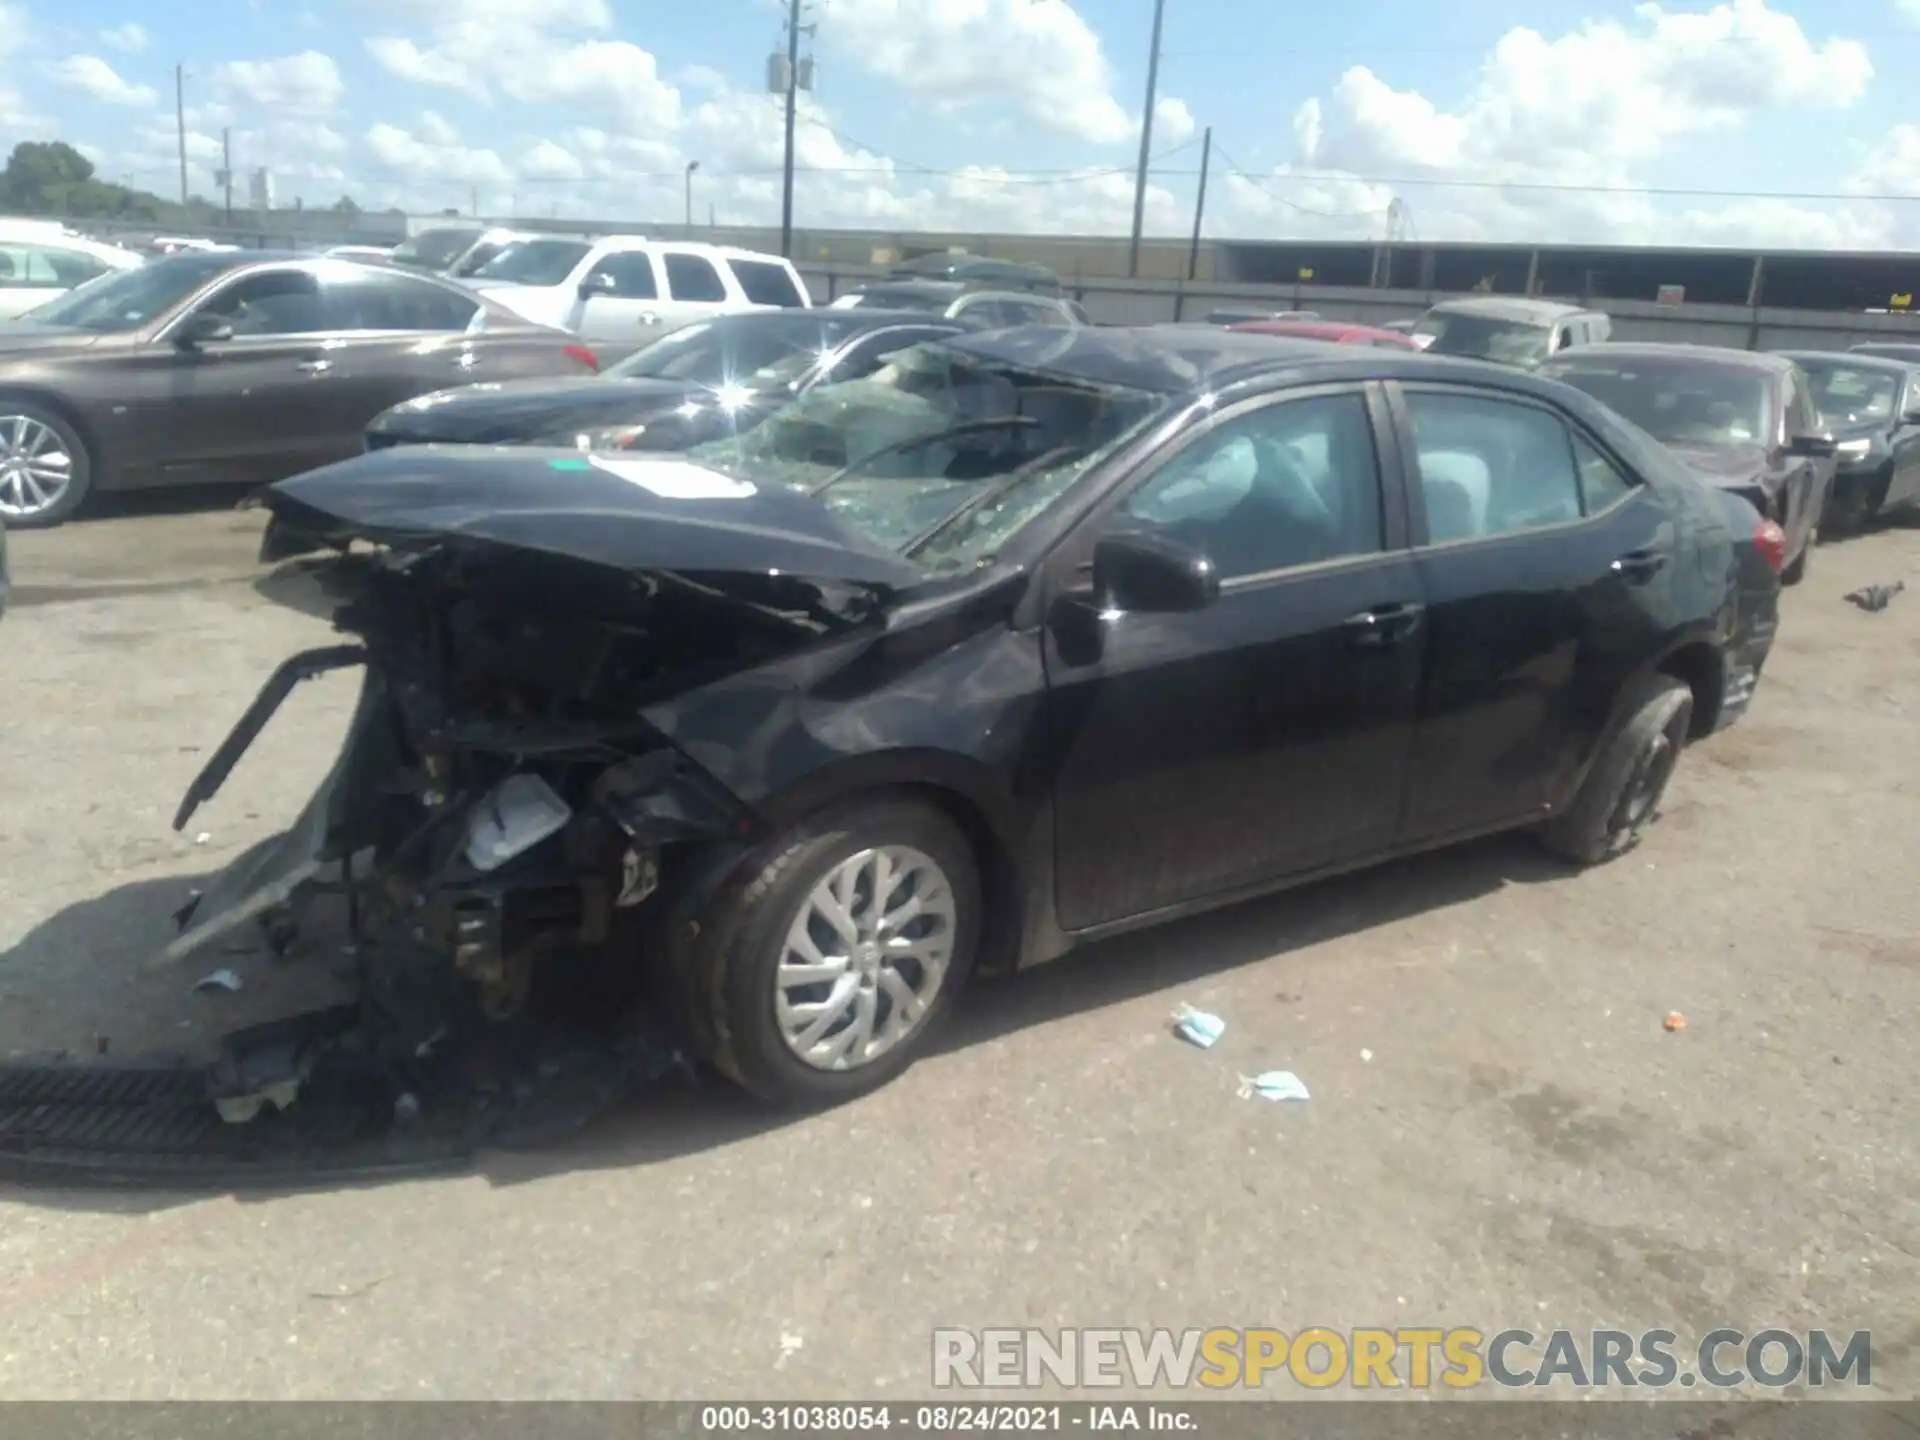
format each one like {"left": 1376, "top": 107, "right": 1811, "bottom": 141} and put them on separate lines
{"left": 0, "top": 402, "right": 90, "bottom": 528}
{"left": 694, "top": 795, "right": 981, "bottom": 1106}
{"left": 1534, "top": 674, "right": 1693, "bottom": 866}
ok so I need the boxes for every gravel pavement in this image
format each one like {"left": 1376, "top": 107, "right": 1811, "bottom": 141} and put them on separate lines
{"left": 0, "top": 495, "right": 1915, "bottom": 1401}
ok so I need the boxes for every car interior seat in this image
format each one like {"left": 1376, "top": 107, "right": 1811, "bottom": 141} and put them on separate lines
{"left": 1418, "top": 450, "right": 1491, "bottom": 540}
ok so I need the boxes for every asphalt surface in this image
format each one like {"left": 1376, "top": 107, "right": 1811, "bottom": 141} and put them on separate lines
{"left": 1, "top": 492, "right": 1917, "bottom": 1402}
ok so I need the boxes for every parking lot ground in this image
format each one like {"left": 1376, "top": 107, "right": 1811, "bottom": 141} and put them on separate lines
{"left": 1, "top": 498, "right": 1917, "bottom": 1401}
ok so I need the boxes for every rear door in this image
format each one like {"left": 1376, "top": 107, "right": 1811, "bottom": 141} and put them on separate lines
{"left": 576, "top": 248, "right": 669, "bottom": 346}
{"left": 729, "top": 256, "right": 812, "bottom": 310}
{"left": 313, "top": 267, "right": 492, "bottom": 453}
{"left": 1385, "top": 381, "right": 1677, "bottom": 841}
{"left": 150, "top": 265, "right": 341, "bottom": 485}
{"left": 1042, "top": 383, "right": 1425, "bottom": 930}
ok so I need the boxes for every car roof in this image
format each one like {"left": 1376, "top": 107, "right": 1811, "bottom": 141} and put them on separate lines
{"left": 953, "top": 289, "right": 1064, "bottom": 305}
{"left": 1429, "top": 296, "right": 1592, "bottom": 323}
{"left": 938, "top": 323, "right": 1518, "bottom": 396}
{"left": 1551, "top": 341, "right": 1791, "bottom": 374}
{"left": 1230, "top": 319, "right": 1409, "bottom": 343}
{"left": 1776, "top": 349, "right": 1914, "bottom": 374}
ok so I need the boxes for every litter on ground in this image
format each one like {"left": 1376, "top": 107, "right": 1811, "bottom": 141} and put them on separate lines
{"left": 1171, "top": 1004, "right": 1226, "bottom": 1049}
{"left": 1238, "top": 1071, "right": 1311, "bottom": 1102}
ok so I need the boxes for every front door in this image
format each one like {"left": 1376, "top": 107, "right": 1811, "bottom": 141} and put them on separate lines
{"left": 1387, "top": 383, "right": 1676, "bottom": 841}
{"left": 153, "top": 266, "right": 341, "bottom": 486}
{"left": 576, "top": 249, "right": 669, "bottom": 346}
{"left": 1043, "top": 384, "right": 1425, "bottom": 932}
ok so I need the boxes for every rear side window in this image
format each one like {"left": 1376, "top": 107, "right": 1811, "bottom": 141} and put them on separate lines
{"left": 327, "top": 271, "right": 480, "bottom": 331}
{"left": 1404, "top": 391, "right": 1584, "bottom": 542}
{"left": 731, "top": 259, "right": 806, "bottom": 308}
{"left": 663, "top": 253, "right": 727, "bottom": 302}
{"left": 1572, "top": 434, "right": 1636, "bottom": 514}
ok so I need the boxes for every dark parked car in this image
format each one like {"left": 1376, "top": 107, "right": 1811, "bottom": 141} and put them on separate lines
{"left": 886, "top": 253, "right": 1060, "bottom": 293}
{"left": 165, "top": 327, "right": 1783, "bottom": 1125}
{"left": 0, "top": 251, "right": 600, "bottom": 526}
{"left": 366, "top": 309, "right": 972, "bottom": 452}
{"left": 1775, "top": 349, "right": 1920, "bottom": 530}
{"left": 1538, "top": 344, "right": 1835, "bottom": 583}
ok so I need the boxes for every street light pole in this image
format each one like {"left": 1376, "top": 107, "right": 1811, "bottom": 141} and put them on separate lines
{"left": 779, "top": 0, "right": 803, "bottom": 257}
{"left": 1126, "top": 0, "right": 1168, "bottom": 279}
{"left": 685, "top": 160, "right": 700, "bottom": 229}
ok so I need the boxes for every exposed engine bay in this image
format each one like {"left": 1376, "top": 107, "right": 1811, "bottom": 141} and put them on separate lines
{"left": 151, "top": 535, "right": 880, "bottom": 1157}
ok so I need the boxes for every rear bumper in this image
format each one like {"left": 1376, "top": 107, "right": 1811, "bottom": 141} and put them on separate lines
{"left": 1715, "top": 608, "right": 1778, "bottom": 733}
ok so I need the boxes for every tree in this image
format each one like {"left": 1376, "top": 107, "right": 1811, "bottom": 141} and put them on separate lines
{"left": 332, "top": 195, "right": 360, "bottom": 216}
{"left": 0, "top": 140, "right": 162, "bottom": 220}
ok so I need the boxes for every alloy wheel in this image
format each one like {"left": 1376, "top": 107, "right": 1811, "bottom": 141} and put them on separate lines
{"left": 774, "top": 844, "right": 958, "bottom": 1072}
{"left": 0, "top": 415, "right": 74, "bottom": 520}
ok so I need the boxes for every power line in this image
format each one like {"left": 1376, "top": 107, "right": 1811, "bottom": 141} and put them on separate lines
{"left": 1212, "top": 143, "right": 1385, "bottom": 221}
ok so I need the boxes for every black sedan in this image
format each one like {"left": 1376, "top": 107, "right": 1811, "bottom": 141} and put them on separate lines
{"left": 1775, "top": 349, "right": 1920, "bottom": 530}
{"left": 0, "top": 250, "right": 600, "bottom": 526}
{"left": 166, "top": 327, "right": 1782, "bottom": 1118}
{"left": 1538, "top": 343, "right": 1836, "bottom": 583}
{"left": 364, "top": 309, "right": 972, "bottom": 454}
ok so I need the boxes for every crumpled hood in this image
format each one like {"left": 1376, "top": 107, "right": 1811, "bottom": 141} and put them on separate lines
{"left": 1666, "top": 441, "right": 1770, "bottom": 488}
{"left": 366, "top": 376, "right": 703, "bottom": 444}
{"left": 261, "top": 445, "right": 926, "bottom": 590}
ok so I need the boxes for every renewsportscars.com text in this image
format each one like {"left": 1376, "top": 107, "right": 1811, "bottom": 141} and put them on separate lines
{"left": 931, "top": 1327, "right": 1873, "bottom": 1390}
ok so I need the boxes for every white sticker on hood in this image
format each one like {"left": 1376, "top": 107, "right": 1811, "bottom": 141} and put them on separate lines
{"left": 588, "top": 456, "right": 757, "bottom": 499}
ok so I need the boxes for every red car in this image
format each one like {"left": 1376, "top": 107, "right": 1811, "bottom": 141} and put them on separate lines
{"left": 1228, "top": 318, "right": 1419, "bottom": 350}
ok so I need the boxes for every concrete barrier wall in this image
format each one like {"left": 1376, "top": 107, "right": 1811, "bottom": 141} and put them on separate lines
{"left": 796, "top": 265, "right": 1920, "bottom": 355}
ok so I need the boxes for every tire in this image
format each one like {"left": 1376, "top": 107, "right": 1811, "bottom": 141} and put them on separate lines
{"left": 691, "top": 794, "right": 982, "bottom": 1107}
{"left": 0, "top": 400, "right": 91, "bottom": 528}
{"left": 1534, "top": 674, "right": 1694, "bottom": 866}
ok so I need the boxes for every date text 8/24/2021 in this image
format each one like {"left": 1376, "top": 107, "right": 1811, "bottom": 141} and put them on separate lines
{"left": 698, "top": 1404, "right": 1199, "bottom": 1431}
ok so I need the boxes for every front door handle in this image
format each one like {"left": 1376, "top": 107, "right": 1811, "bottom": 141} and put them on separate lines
{"left": 1610, "top": 547, "right": 1668, "bottom": 582}
{"left": 1342, "top": 600, "right": 1425, "bottom": 647}
{"left": 295, "top": 359, "right": 331, "bottom": 375}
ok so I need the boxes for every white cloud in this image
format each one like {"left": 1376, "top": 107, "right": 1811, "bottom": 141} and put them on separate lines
{"left": 98, "top": 21, "right": 148, "bottom": 54}
{"left": 215, "top": 52, "right": 345, "bottom": 115}
{"left": 364, "top": 121, "right": 511, "bottom": 187}
{"left": 519, "top": 139, "right": 584, "bottom": 181}
{"left": 1153, "top": 97, "right": 1196, "bottom": 149}
{"left": 48, "top": 54, "right": 155, "bottom": 107}
{"left": 820, "top": 0, "right": 1136, "bottom": 144}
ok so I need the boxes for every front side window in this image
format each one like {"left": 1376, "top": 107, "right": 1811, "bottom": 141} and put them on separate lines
{"left": 663, "top": 252, "right": 728, "bottom": 302}
{"left": 1114, "top": 393, "right": 1385, "bottom": 580}
{"left": 1404, "top": 391, "right": 1583, "bottom": 543}
{"left": 194, "top": 269, "right": 326, "bottom": 337}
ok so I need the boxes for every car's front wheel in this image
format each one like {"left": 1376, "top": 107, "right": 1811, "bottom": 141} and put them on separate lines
{"left": 695, "top": 795, "right": 982, "bottom": 1106}
{"left": 0, "top": 402, "right": 91, "bottom": 528}
{"left": 1534, "top": 674, "right": 1694, "bottom": 866}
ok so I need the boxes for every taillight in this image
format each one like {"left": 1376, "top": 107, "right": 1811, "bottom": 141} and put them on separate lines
{"left": 564, "top": 343, "right": 599, "bottom": 373}
{"left": 1754, "top": 518, "right": 1787, "bottom": 574}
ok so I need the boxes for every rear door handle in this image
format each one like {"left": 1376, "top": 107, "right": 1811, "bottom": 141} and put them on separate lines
{"left": 638, "top": 311, "right": 660, "bottom": 326}
{"left": 1342, "top": 600, "right": 1425, "bottom": 647}
{"left": 295, "top": 359, "right": 331, "bottom": 375}
{"left": 1610, "top": 547, "right": 1668, "bottom": 582}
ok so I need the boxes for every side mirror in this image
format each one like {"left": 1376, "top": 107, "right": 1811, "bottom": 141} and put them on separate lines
{"left": 176, "top": 312, "right": 234, "bottom": 347}
{"left": 578, "top": 272, "right": 616, "bottom": 299}
{"left": 1786, "top": 433, "right": 1837, "bottom": 458}
{"left": 1092, "top": 530, "right": 1219, "bottom": 613}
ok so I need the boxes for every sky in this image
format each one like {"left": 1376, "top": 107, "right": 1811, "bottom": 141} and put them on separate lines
{"left": 5, "top": 0, "right": 1920, "bottom": 248}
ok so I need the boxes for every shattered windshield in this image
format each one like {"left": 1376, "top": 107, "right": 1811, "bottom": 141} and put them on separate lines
{"left": 1543, "top": 359, "right": 1773, "bottom": 448}
{"left": 685, "top": 341, "right": 1167, "bottom": 571}
{"left": 1796, "top": 361, "right": 1900, "bottom": 425}
{"left": 1416, "top": 312, "right": 1553, "bottom": 367}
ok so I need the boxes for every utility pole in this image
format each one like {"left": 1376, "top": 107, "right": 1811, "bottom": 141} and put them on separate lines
{"left": 1126, "top": 0, "right": 1168, "bottom": 278}
{"left": 685, "top": 160, "right": 700, "bottom": 229}
{"left": 1186, "top": 125, "right": 1211, "bottom": 281}
{"left": 221, "top": 128, "right": 233, "bottom": 224}
{"left": 778, "top": 0, "right": 806, "bottom": 257}
{"left": 175, "top": 63, "right": 188, "bottom": 208}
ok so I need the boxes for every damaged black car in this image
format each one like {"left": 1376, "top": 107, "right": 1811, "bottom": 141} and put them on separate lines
{"left": 162, "top": 326, "right": 1780, "bottom": 1131}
